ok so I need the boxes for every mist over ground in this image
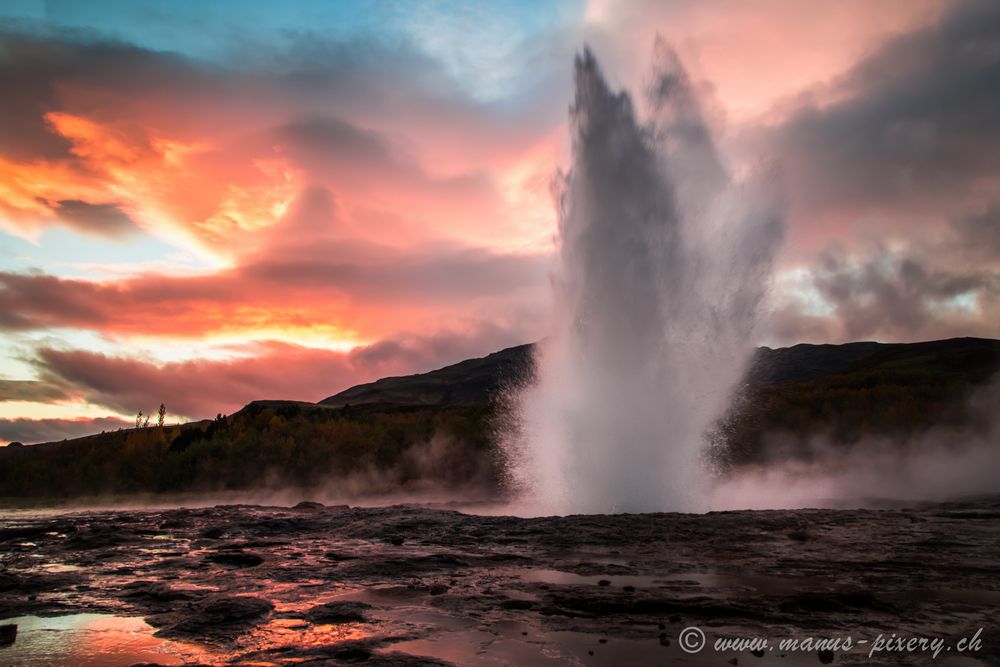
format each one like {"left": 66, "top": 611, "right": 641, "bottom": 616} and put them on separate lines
{"left": 710, "top": 374, "right": 1000, "bottom": 510}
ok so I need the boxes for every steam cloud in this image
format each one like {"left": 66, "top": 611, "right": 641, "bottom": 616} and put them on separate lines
{"left": 505, "top": 43, "right": 784, "bottom": 514}
{"left": 710, "top": 376, "right": 1000, "bottom": 510}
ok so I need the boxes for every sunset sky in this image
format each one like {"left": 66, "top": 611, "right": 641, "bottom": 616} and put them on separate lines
{"left": 1, "top": 0, "right": 998, "bottom": 443}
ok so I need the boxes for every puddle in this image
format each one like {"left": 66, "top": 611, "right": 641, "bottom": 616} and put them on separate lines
{"left": 515, "top": 568, "right": 667, "bottom": 588}
{"left": 0, "top": 613, "right": 380, "bottom": 666}
{"left": 0, "top": 614, "right": 217, "bottom": 666}
{"left": 40, "top": 563, "right": 83, "bottom": 573}
{"left": 515, "top": 567, "right": 829, "bottom": 595}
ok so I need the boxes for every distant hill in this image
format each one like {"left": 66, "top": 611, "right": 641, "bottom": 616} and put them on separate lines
{"left": 0, "top": 337, "right": 997, "bottom": 502}
{"left": 320, "top": 344, "right": 534, "bottom": 408}
{"left": 748, "top": 337, "right": 999, "bottom": 387}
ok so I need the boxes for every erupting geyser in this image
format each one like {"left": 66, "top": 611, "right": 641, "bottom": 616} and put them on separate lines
{"left": 506, "top": 44, "right": 784, "bottom": 514}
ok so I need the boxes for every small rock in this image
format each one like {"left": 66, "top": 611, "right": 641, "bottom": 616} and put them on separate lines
{"left": 500, "top": 599, "right": 534, "bottom": 610}
{"left": 752, "top": 648, "right": 765, "bottom": 657}
{"left": 122, "top": 580, "right": 195, "bottom": 603}
{"left": 205, "top": 551, "right": 263, "bottom": 568}
{"left": 152, "top": 595, "right": 273, "bottom": 641}
{"left": 199, "top": 526, "right": 226, "bottom": 539}
{"left": 333, "top": 646, "right": 372, "bottom": 663}
{"left": 429, "top": 584, "right": 449, "bottom": 596}
{"left": 597, "top": 579, "right": 611, "bottom": 586}
{"left": 306, "top": 601, "right": 372, "bottom": 624}
{"left": 598, "top": 638, "right": 608, "bottom": 644}
{"left": 293, "top": 501, "right": 325, "bottom": 511}
{"left": 622, "top": 585, "right": 635, "bottom": 592}
{"left": 817, "top": 649, "right": 834, "bottom": 664}
{"left": 729, "top": 659, "right": 739, "bottom": 666}
{"left": 0, "top": 624, "right": 16, "bottom": 646}
{"left": 388, "top": 536, "right": 405, "bottom": 546}
{"left": 323, "top": 551, "right": 356, "bottom": 562}
{"left": 203, "top": 596, "right": 272, "bottom": 621}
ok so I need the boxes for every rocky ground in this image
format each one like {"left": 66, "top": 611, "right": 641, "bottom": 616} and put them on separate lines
{"left": 0, "top": 498, "right": 998, "bottom": 666}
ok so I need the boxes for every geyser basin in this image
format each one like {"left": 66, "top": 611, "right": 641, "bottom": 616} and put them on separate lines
{"left": 1, "top": 502, "right": 996, "bottom": 665}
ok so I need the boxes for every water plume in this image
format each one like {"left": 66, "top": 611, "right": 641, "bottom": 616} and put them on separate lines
{"left": 505, "top": 43, "right": 783, "bottom": 514}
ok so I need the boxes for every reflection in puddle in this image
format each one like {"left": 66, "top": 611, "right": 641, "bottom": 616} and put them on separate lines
{"left": 0, "top": 612, "right": 382, "bottom": 667}
{"left": 0, "top": 614, "right": 215, "bottom": 667}
{"left": 514, "top": 567, "right": 821, "bottom": 595}
{"left": 515, "top": 568, "right": 664, "bottom": 588}
{"left": 40, "top": 563, "right": 83, "bottom": 573}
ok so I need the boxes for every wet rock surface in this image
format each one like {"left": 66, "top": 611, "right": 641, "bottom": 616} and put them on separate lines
{"left": 0, "top": 498, "right": 997, "bottom": 665}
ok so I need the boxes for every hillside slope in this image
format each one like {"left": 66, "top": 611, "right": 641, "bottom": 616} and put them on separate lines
{"left": 320, "top": 344, "right": 533, "bottom": 407}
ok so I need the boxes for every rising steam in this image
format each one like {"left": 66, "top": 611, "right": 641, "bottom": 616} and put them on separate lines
{"left": 504, "top": 43, "right": 784, "bottom": 514}
{"left": 710, "top": 375, "right": 1000, "bottom": 510}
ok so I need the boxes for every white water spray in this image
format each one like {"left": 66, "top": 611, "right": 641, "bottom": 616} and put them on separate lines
{"left": 507, "top": 44, "right": 783, "bottom": 514}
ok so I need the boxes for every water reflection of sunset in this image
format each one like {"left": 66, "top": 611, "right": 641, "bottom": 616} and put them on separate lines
{"left": 0, "top": 614, "right": 214, "bottom": 666}
{"left": 0, "top": 612, "right": 376, "bottom": 666}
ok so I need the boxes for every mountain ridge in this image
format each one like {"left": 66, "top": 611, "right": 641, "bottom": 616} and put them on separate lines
{"left": 319, "top": 336, "right": 999, "bottom": 408}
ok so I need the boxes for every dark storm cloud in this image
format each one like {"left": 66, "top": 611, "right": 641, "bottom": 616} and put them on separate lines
{"left": 768, "top": 197, "right": 1000, "bottom": 344}
{"left": 33, "top": 324, "right": 526, "bottom": 418}
{"left": 0, "top": 28, "right": 214, "bottom": 160}
{"left": 0, "top": 416, "right": 131, "bottom": 445}
{"left": 812, "top": 248, "right": 997, "bottom": 341}
{"left": 755, "top": 0, "right": 1000, "bottom": 343}
{"left": 279, "top": 118, "right": 398, "bottom": 170}
{"left": 239, "top": 246, "right": 546, "bottom": 300}
{"left": 0, "top": 271, "right": 112, "bottom": 330}
{"left": 347, "top": 325, "right": 526, "bottom": 377}
{"left": 278, "top": 116, "right": 497, "bottom": 196}
{"left": 771, "top": 237, "right": 1000, "bottom": 344}
{"left": 0, "top": 379, "right": 70, "bottom": 402}
{"left": 0, "top": 236, "right": 547, "bottom": 334}
{"left": 0, "top": 23, "right": 555, "bottom": 166}
{"left": 953, "top": 207, "right": 1000, "bottom": 261}
{"left": 0, "top": 31, "right": 74, "bottom": 160}
{"left": 52, "top": 199, "right": 137, "bottom": 236}
{"left": 766, "top": 0, "right": 1000, "bottom": 216}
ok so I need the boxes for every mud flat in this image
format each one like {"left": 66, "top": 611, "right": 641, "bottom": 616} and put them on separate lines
{"left": 1, "top": 498, "right": 998, "bottom": 666}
